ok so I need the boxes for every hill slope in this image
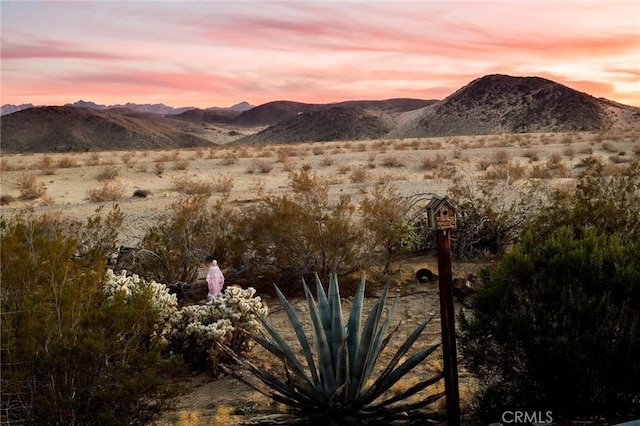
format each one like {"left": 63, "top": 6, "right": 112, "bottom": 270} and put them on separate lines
{"left": 235, "top": 98, "right": 437, "bottom": 143}
{"left": 236, "top": 106, "right": 393, "bottom": 144}
{"left": 391, "top": 74, "right": 637, "bottom": 137}
{"left": 0, "top": 106, "right": 215, "bottom": 153}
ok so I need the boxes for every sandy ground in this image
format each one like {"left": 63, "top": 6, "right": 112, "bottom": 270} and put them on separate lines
{"left": 1, "top": 130, "right": 639, "bottom": 424}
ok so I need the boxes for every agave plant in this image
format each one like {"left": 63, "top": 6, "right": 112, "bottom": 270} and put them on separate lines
{"left": 220, "top": 274, "right": 444, "bottom": 423}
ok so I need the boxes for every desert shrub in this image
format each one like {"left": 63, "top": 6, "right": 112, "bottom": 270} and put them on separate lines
{"left": 0, "top": 214, "right": 184, "bottom": 425}
{"left": 167, "top": 286, "right": 267, "bottom": 376}
{"left": 210, "top": 175, "right": 234, "bottom": 197}
{"left": 447, "top": 172, "right": 544, "bottom": 259}
{"left": 459, "top": 226, "right": 640, "bottom": 421}
{"left": 154, "top": 161, "right": 166, "bottom": 175}
{"left": 96, "top": 165, "right": 119, "bottom": 181}
{"left": 381, "top": 155, "right": 405, "bottom": 167}
{"left": 137, "top": 197, "right": 241, "bottom": 285}
{"left": 173, "top": 159, "right": 190, "bottom": 170}
{"left": 248, "top": 159, "right": 273, "bottom": 173}
{"left": 321, "top": 154, "right": 334, "bottom": 166}
{"left": 220, "top": 151, "right": 238, "bottom": 164}
{"left": 349, "top": 166, "right": 370, "bottom": 183}
{"left": 172, "top": 176, "right": 213, "bottom": 195}
{"left": 360, "top": 183, "right": 420, "bottom": 273}
{"left": 16, "top": 174, "right": 47, "bottom": 200}
{"left": 527, "top": 160, "right": 640, "bottom": 245}
{"left": 34, "top": 155, "right": 56, "bottom": 174}
{"left": 88, "top": 180, "right": 125, "bottom": 202}
{"left": 56, "top": 157, "right": 79, "bottom": 168}
{"left": 239, "top": 170, "right": 371, "bottom": 290}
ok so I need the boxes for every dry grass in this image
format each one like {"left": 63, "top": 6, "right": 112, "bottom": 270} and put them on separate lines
{"left": 88, "top": 181, "right": 125, "bottom": 202}
{"left": 15, "top": 174, "right": 47, "bottom": 200}
{"left": 96, "top": 165, "right": 120, "bottom": 181}
{"left": 210, "top": 175, "right": 235, "bottom": 195}
{"left": 172, "top": 177, "right": 214, "bottom": 195}
{"left": 349, "top": 166, "right": 370, "bottom": 183}
{"left": 248, "top": 159, "right": 274, "bottom": 174}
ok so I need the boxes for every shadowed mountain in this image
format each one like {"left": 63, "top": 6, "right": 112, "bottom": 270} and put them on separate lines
{"left": 0, "top": 106, "right": 215, "bottom": 153}
{"left": 231, "top": 101, "right": 319, "bottom": 126}
{"left": 174, "top": 108, "right": 242, "bottom": 124}
{"left": 233, "top": 98, "right": 438, "bottom": 143}
{"left": 236, "top": 106, "right": 394, "bottom": 144}
{"left": 390, "top": 74, "right": 639, "bottom": 137}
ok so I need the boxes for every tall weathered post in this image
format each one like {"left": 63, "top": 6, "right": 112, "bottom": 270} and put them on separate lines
{"left": 427, "top": 196, "right": 460, "bottom": 426}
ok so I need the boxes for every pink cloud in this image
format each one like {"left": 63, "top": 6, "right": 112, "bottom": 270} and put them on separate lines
{"left": 1, "top": 39, "right": 141, "bottom": 60}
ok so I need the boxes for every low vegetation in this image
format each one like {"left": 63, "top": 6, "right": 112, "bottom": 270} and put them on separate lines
{"left": 1, "top": 132, "right": 639, "bottom": 424}
{"left": 222, "top": 274, "right": 444, "bottom": 424}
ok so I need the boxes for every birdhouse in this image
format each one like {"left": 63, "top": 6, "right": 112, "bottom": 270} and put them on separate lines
{"left": 426, "top": 196, "right": 457, "bottom": 230}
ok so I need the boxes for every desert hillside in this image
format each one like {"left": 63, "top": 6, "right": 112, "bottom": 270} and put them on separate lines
{"left": 390, "top": 74, "right": 640, "bottom": 138}
{"left": 2, "top": 74, "right": 638, "bottom": 153}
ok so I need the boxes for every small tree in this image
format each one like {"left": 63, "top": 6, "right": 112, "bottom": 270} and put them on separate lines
{"left": 526, "top": 160, "right": 640, "bottom": 245}
{"left": 447, "top": 171, "right": 543, "bottom": 259}
{"left": 1, "top": 213, "right": 183, "bottom": 425}
{"left": 459, "top": 226, "right": 640, "bottom": 421}
{"left": 239, "top": 170, "right": 370, "bottom": 290}
{"left": 138, "top": 196, "right": 241, "bottom": 285}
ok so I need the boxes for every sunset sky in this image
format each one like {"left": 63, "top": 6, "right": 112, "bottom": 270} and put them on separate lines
{"left": 2, "top": 1, "right": 639, "bottom": 108}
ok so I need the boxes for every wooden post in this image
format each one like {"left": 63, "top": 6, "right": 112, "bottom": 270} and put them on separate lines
{"left": 436, "top": 228, "right": 460, "bottom": 426}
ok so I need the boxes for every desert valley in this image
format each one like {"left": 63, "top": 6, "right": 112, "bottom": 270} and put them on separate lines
{"left": 2, "top": 74, "right": 640, "bottom": 425}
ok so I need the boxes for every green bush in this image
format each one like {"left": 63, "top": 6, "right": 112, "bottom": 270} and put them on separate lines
{"left": 137, "top": 196, "right": 242, "bottom": 285}
{"left": 0, "top": 213, "right": 184, "bottom": 425}
{"left": 526, "top": 160, "right": 640, "bottom": 245}
{"left": 459, "top": 226, "right": 640, "bottom": 421}
{"left": 239, "top": 170, "right": 371, "bottom": 290}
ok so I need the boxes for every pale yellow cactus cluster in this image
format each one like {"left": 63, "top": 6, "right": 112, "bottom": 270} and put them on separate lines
{"left": 104, "top": 269, "right": 178, "bottom": 320}
{"left": 166, "top": 286, "right": 268, "bottom": 374}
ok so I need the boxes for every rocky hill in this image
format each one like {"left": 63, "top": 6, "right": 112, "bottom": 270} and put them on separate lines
{"left": 390, "top": 74, "right": 639, "bottom": 138}
{"left": 236, "top": 106, "right": 393, "bottom": 144}
{"left": 0, "top": 106, "right": 214, "bottom": 153}
{"left": 234, "top": 98, "right": 437, "bottom": 143}
{"left": 2, "top": 75, "right": 638, "bottom": 152}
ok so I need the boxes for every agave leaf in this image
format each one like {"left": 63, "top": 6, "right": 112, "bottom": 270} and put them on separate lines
{"left": 362, "top": 390, "right": 446, "bottom": 416}
{"left": 273, "top": 284, "right": 320, "bottom": 384}
{"left": 313, "top": 273, "right": 330, "bottom": 329}
{"left": 349, "top": 284, "right": 390, "bottom": 399}
{"left": 220, "top": 364, "right": 306, "bottom": 409}
{"left": 361, "top": 294, "right": 399, "bottom": 385}
{"left": 218, "top": 343, "right": 317, "bottom": 407}
{"left": 327, "top": 274, "right": 346, "bottom": 384}
{"left": 376, "top": 321, "right": 429, "bottom": 380}
{"left": 358, "top": 343, "right": 441, "bottom": 406}
{"left": 365, "top": 371, "right": 444, "bottom": 410}
{"left": 251, "top": 329, "right": 314, "bottom": 389}
{"left": 283, "top": 358, "right": 328, "bottom": 405}
{"left": 346, "top": 276, "right": 365, "bottom": 379}
{"left": 303, "top": 279, "right": 337, "bottom": 396}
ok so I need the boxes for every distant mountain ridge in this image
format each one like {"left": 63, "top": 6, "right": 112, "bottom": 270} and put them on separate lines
{"left": 2, "top": 74, "right": 639, "bottom": 153}
{"left": 0, "top": 100, "right": 255, "bottom": 116}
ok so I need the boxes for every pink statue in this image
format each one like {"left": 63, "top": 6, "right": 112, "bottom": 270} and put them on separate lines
{"left": 206, "top": 260, "right": 225, "bottom": 300}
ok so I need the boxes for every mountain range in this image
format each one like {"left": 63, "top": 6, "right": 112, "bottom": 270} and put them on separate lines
{"left": 0, "top": 100, "right": 254, "bottom": 116}
{"left": 2, "top": 74, "right": 639, "bottom": 153}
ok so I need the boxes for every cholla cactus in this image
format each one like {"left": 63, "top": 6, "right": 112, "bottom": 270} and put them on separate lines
{"left": 104, "top": 269, "right": 178, "bottom": 330}
{"left": 167, "top": 286, "right": 267, "bottom": 375}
